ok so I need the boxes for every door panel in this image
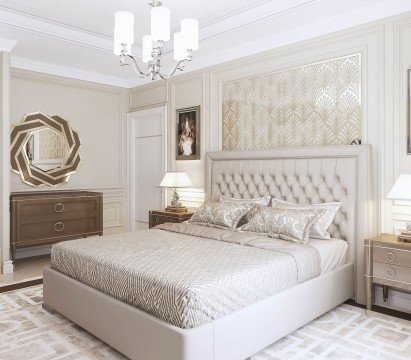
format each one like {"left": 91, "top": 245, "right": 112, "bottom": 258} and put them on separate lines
{"left": 132, "top": 107, "right": 165, "bottom": 230}
{"left": 135, "top": 136, "right": 163, "bottom": 224}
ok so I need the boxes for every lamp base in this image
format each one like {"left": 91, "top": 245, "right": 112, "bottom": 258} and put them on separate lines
{"left": 165, "top": 206, "right": 187, "bottom": 213}
{"left": 398, "top": 235, "right": 411, "bottom": 243}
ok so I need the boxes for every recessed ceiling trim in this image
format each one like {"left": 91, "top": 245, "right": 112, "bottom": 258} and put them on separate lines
{"left": 11, "top": 56, "right": 132, "bottom": 88}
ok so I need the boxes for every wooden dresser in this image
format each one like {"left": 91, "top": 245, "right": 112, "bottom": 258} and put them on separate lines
{"left": 10, "top": 191, "right": 103, "bottom": 260}
{"left": 149, "top": 210, "right": 194, "bottom": 229}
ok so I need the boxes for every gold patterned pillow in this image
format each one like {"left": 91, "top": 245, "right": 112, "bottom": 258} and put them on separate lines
{"left": 239, "top": 207, "right": 326, "bottom": 244}
{"left": 219, "top": 195, "right": 271, "bottom": 225}
{"left": 271, "top": 199, "right": 341, "bottom": 240}
{"left": 189, "top": 201, "right": 256, "bottom": 229}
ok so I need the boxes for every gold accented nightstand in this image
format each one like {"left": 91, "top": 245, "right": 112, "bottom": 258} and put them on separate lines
{"left": 365, "top": 234, "right": 411, "bottom": 311}
{"left": 149, "top": 210, "right": 194, "bottom": 229}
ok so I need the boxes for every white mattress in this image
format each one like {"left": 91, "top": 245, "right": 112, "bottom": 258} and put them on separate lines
{"left": 307, "top": 238, "right": 348, "bottom": 274}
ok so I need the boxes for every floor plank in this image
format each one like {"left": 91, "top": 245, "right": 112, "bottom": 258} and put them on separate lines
{"left": 0, "top": 255, "right": 50, "bottom": 289}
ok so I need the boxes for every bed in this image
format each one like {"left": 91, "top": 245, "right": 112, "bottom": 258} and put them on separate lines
{"left": 43, "top": 145, "right": 375, "bottom": 360}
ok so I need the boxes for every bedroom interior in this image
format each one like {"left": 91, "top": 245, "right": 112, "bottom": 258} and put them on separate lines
{"left": 0, "top": 0, "right": 410, "bottom": 359}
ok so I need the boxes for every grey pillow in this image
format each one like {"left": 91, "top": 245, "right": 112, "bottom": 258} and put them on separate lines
{"left": 189, "top": 201, "right": 256, "bottom": 230}
{"left": 239, "top": 207, "right": 326, "bottom": 244}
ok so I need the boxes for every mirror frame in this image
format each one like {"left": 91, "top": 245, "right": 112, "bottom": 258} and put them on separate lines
{"left": 10, "top": 112, "right": 82, "bottom": 187}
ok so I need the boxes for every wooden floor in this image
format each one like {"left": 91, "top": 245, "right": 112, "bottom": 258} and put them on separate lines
{"left": 0, "top": 255, "right": 50, "bottom": 291}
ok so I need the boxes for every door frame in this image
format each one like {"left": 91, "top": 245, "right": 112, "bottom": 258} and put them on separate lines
{"left": 126, "top": 105, "right": 167, "bottom": 231}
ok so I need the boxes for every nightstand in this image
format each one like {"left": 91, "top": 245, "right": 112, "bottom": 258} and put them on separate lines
{"left": 149, "top": 210, "right": 195, "bottom": 229}
{"left": 365, "top": 234, "right": 411, "bottom": 311}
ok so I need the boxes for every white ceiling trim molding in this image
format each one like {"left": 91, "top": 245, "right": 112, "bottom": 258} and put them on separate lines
{"left": 0, "top": 35, "right": 16, "bottom": 52}
{"left": 198, "top": 0, "right": 317, "bottom": 42}
{"left": 11, "top": 56, "right": 131, "bottom": 88}
{"left": 0, "top": 7, "right": 142, "bottom": 56}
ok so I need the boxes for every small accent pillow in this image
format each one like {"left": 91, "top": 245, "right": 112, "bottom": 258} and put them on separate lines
{"left": 219, "top": 195, "right": 271, "bottom": 225}
{"left": 239, "top": 207, "right": 325, "bottom": 244}
{"left": 188, "top": 201, "right": 256, "bottom": 230}
{"left": 271, "top": 199, "right": 341, "bottom": 240}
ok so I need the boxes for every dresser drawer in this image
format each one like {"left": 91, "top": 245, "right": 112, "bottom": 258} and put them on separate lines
{"left": 373, "top": 262, "right": 411, "bottom": 284}
{"left": 373, "top": 246, "right": 411, "bottom": 267}
{"left": 18, "top": 197, "right": 99, "bottom": 223}
{"left": 16, "top": 218, "right": 99, "bottom": 247}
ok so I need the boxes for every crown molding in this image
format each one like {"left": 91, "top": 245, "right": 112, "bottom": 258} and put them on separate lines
{"left": 0, "top": 7, "right": 142, "bottom": 56}
{"left": 0, "top": 36, "right": 16, "bottom": 52}
{"left": 11, "top": 56, "right": 132, "bottom": 88}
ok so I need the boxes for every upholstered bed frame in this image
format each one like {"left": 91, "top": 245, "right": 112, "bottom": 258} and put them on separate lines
{"left": 43, "top": 145, "right": 375, "bottom": 360}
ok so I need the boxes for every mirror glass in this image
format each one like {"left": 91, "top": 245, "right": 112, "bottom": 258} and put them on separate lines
{"left": 24, "top": 128, "right": 69, "bottom": 171}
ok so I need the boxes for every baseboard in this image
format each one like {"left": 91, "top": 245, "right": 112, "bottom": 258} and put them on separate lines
{"left": 0, "top": 278, "right": 43, "bottom": 293}
{"left": 345, "top": 299, "right": 411, "bottom": 321}
{"left": 374, "top": 285, "right": 411, "bottom": 314}
{"left": 15, "top": 245, "right": 52, "bottom": 259}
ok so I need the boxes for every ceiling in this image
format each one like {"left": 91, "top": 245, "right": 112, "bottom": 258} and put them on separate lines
{"left": 0, "top": 0, "right": 410, "bottom": 88}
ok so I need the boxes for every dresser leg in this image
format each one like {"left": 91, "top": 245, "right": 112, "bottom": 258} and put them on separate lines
{"left": 383, "top": 285, "right": 389, "bottom": 303}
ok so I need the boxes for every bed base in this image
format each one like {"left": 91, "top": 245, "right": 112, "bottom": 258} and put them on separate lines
{"left": 43, "top": 263, "right": 354, "bottom": 360}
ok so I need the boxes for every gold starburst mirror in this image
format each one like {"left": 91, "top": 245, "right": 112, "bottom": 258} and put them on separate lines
{"left": 10, "top": 112, "right": 81, "bottom": 187}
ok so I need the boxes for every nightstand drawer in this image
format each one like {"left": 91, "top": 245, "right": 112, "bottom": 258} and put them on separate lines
{"left": 373, "top": 262, "right": 411, "bottom": 284}
{"left": 149, "top": 211, "right": 194, "bottom": 229}
{"left": 373, "top": 246, "right": 411, "bottom": 267}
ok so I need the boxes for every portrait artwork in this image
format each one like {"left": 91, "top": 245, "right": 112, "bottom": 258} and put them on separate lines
{"left": 176, "top": 106, "right": 200, "bottom": 160}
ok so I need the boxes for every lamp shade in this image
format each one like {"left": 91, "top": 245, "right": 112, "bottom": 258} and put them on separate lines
{"left": 181, "top": 18, "right": 199, "bottom": 50}
{"left": 142, "top": 35, "right": 153, "bottom": 63}
{"left": 387, "top": 174, "right": 411, "bottom": 200}
{"left": 151, "top": 6, "right": 170, "bottom": 41}
{"left": 113, "top": 31, "right": 131, "bottom": 55}
{"left": 159, "top": 172, "right": 193, "bottom": 188}
{"left": 114, "top": 11, "right": 135, "bottom": 48}
{"left": 173, "top": 32, "right": 187, "bottom": 60}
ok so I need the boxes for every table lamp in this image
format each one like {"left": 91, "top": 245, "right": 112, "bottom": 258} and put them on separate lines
{"left": 159, "top": 172, "right": 193, "bottom": 213}
{"left": 387, "top": 174, "right": 411, "bottom": 242}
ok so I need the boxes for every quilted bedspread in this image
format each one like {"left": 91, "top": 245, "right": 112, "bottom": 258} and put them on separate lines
{"left": 51, "top": 223, "right": 320, "bottom": 329}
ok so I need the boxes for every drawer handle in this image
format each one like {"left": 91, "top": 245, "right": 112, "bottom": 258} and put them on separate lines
{"left": 386, "top": 252, "right": 396, "bottom": 262}
{"left": 54, "top": 203, "right": 64, "bottom": 213}
{"left": 54, "top": 222, "right": 64, "bottom": 232}
{"left": 386, "top": 268, "right": 396, "bottom": 277}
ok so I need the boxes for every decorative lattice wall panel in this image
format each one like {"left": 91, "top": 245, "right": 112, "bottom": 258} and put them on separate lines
{"left": 221, "top": 54, "right": 361, "bottom": 151}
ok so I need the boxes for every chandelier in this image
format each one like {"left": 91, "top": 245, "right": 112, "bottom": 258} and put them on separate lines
{"left": 114, "top": 1, "right": 199, "bottom": 80}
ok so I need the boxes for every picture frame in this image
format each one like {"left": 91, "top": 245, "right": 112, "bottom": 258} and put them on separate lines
{"left": 176, "top": 106, "right": 200, "bottom": 160}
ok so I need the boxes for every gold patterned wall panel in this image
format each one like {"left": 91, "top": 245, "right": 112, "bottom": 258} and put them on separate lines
{"left": 221, "top": 54, "right": 361, "bottom": 150}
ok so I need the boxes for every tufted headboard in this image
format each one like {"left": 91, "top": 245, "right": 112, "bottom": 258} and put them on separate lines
{"left": 205, "top": 145, "right": 375, "bottom": 304}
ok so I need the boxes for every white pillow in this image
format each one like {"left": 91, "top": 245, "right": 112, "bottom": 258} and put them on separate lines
{"left": 271, "top": 198, "right": 341, "bottom": 240}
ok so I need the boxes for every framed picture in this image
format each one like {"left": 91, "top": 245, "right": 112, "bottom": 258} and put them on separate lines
{"left": 176, "top": 106, "right": 200, "bottom": 160}
{"left": 408, "top": 69, "right": 411, "bottom": 154}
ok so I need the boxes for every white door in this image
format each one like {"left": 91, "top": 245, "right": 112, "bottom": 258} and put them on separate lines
{"left": 130, "top": 107, "right": 166, "bottom": 230}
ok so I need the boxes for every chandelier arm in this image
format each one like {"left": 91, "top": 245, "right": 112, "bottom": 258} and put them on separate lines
{"left": 126, "top": 55, "right": 151, "bottom": 77}
{"left": 158, "top": 59, "right": 188, "bottom": 80}
{"left": 120, "top": 63, "right": 146, "bottom": 78}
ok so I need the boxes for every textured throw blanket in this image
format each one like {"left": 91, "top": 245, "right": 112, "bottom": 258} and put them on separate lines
{"left": 51, "top": 223, "right": 320, "bottom": 329}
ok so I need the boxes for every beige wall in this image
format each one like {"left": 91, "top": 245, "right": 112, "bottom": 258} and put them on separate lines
{"left": 130, "top": 12, "right": 411, "bottom": 311}
{"left": 11, "top": 69, "right": 128, "bottom": 237}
